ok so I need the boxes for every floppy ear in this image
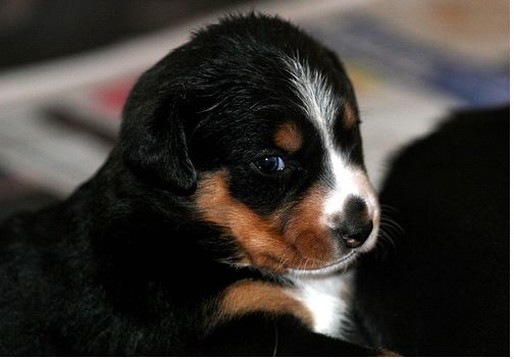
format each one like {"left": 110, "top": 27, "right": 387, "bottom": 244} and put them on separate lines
{"left": 119, "top": 76, "right": 197, "bottom": 195}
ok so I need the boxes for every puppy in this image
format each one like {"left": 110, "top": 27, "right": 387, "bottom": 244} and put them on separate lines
{"left": 0, "top": 13, "right": 381, "bottom": 356}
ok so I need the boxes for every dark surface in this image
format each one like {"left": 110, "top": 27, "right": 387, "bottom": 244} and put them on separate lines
{"left": 355, "top": 106, "right": 509, "bottom": 356}
{"left": 0, "top": 0, "right": 250, "bottom": 69}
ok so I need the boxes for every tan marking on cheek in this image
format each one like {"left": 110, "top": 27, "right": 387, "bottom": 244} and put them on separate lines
{"left": 283, "top": 184, "right": 337, "bottom": 267}
{"left": 218, "top": 280, "right": 313, "bottom": 327}
{"left": 195, "top": 172, "right": 339, "bottom": 272}
{"left": 274, "top": 121, "right": 303, "bottom": 153}
{"left": 343, "top": 100, "right": 357, "bottom": 128}
{"left": 194, "top": 171, "right": 299, "bottom": 272}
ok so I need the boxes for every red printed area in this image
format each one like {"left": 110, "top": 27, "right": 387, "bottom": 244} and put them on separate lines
{"left": 92, "top": 78, "right": 137, "bottom": 116}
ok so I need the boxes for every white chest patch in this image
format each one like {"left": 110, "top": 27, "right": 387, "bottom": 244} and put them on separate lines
{"left": 286, "top": 270, "right": 355, "bottom": 339}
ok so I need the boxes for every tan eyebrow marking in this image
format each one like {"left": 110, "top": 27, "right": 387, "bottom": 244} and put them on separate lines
{"left": 274, "top": 121, "right": 303, "bottom": 153}
{"left": 343, "top": 100, "right": 358, "bottom": 128}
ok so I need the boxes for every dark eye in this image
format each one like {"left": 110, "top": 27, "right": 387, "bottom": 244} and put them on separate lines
{"left": 255, "top": 156, "right": 286, "bottom": 174}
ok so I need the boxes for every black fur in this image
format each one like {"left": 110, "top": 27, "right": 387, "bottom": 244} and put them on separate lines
{"left": 0, "top": 14, "right": 377, "bottom": 356}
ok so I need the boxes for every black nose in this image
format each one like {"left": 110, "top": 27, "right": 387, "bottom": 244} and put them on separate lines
{"left": 332, "top": 220, "right": 373, "bottom": 249}
{"left": 331, "top": 196, "right": 373, "bottom": 249}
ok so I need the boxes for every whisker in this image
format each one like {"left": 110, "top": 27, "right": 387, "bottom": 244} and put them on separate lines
{"left": 275, "top": 254, "right": 289, "bottom": 274}
{"left": 369, "top": 210, "right": 405, "bottom": 259}
{"left": 380, "top": 204, "right": 400, "bottom": 213}
{"left": 380, "top": 223, "right": 404, "bottom": 237}
{"left": 380, "top": 218, "right": 404, "bottom": 233}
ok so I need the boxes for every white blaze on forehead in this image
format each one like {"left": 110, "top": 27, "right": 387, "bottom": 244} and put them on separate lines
{"left": 284, "top": 55, "right": 379, "bottom": 245}
{"left": 282, "top": 55, "right": 338, "bottom": 146}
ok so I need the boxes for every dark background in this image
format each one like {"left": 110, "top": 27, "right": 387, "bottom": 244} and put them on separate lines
{"left": 0, "top": 0, "right": 249, "bottom": 69}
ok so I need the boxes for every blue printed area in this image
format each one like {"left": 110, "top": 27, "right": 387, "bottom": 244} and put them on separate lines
{"left": 303, "top": 14, "right": 509, "bottom": 108}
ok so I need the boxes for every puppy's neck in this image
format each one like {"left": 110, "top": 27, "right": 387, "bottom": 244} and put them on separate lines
{"left": 285, "top": 269, "right": 355, "bottom": 339}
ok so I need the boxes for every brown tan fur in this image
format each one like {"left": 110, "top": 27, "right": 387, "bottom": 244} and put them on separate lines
{"left": 274, "top": 121, "right": 304, "bottom": 153}
{"left": 217, "top": 280, "right": 313, "bottom": 326}
{"left": 282, "top": 184, "right": 337, "bottom": 267}
{"left": 194, "top": 172, "right": 337, "bottom": 273}
{"left": 343, "top": 100, "right": 358, "bottom": 128}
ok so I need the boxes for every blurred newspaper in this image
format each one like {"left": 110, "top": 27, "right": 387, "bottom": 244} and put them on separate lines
{"left": 0, "top": 0, "right": 508, "bottom": 196}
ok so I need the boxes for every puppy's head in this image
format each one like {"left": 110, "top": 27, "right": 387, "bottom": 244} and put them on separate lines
{"left": 120, "top": 14, "right": 380, "bottom": 276}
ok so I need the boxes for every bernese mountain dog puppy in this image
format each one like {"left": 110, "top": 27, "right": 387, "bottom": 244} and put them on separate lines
{"left": 0, "top": 13, "right": 384, "bottom": 356}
